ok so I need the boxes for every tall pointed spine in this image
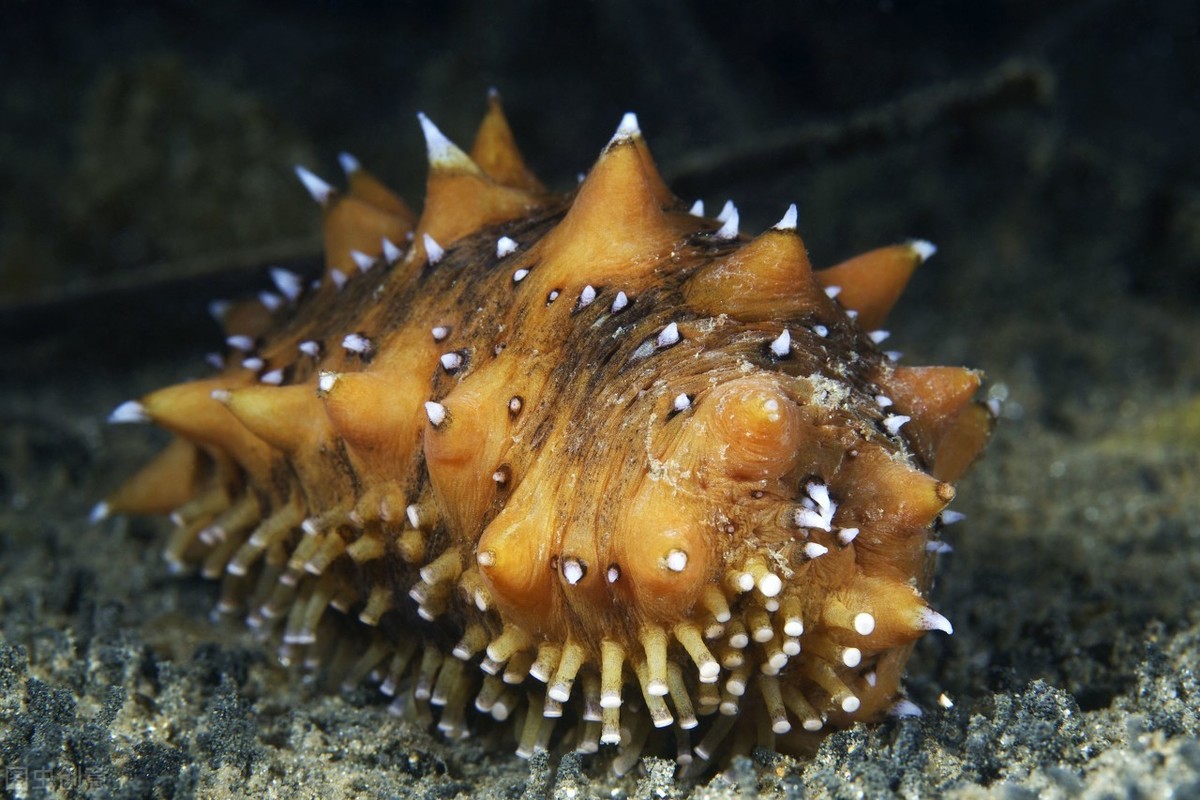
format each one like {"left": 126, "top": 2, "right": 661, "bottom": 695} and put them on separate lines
{"left": 407, "top": 114, "right": 545, "bottom": 268}
{"left": 102, "top": 438, "right": 202, "bottom": 516}
{"left": 470, "top": 90, "right": 545, "bottom": 193}
{"left": 139, "top": 378, "right": 277, "bottom": 485}
{"left": 535, "top": 114, "right": 682, "bottom": 286}
{"left": 814, "top": 241, "right": 933, "bottom": 330}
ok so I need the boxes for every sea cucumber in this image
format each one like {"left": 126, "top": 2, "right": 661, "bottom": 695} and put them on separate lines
{"left": 99, "top": 92, "right": 994, "bottom": 772}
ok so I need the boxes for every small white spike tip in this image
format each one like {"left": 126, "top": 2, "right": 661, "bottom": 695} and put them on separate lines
{"left": 769, "top": 329, "right": 791, "bottom": 358}
{"left": 806, "top": 480, "right": 831, "bottom": 511}
{"left": 578, "top": 284, "right": 596, "bottom": 308}
{"left": 688, "top": 199, "right": 705, "bottom": 217}
{"left": 260, "top": 369, "right": 284, "bottom": 385}
{"left": 337, "top": 152, "right": 360, "bottom": 175}
{"left": 298, "top": 340, "right": 320, "bottom": 358}
{"left": 941, "top": 509, "right": 966, "bottom": 525}
{"left": 226, "top": 335, "right": 254, "bottom": 352}
{"left": 716, "top": 199, "right": 735, "bottom": 223}
{"left": 665, "top": 549, "right": 688, "bottom": 572}
{"left": 423, "top": 233, "right": 445, "bottom": 265}
{"left": 329, "top": 269, "right": 348, "bottom": 290}
{"left": 911, "top": 240, "right": 937, "bottom": 262}
{"left": 714, "top": 206, "right": 739, "bottom": 240}
{"left": 773, "top": 203, "right": 798, "bottom": 231}
{"left": 208, "top": 299, "right": 231, "bottom": 323}
{"left": 294, "top": 165, "right": 334, "bottom": 205}
{"left": 611, "top": 291, "right": 628, "bottom": 313}
{"left": 381, "top": 237, "right": 402, "bottom": 264}
{"left": 883, "top": 414, "right": 911, "bottom": 436}
{"left": 439, "top": 352, "right": 463, "bottom": 372}
{"left": 853, "top": 612, "right": 876, "bottom": 636}
{"left": 611, "top": 112, "right": 640, "bottom": 143}
{"left": 269, "top": 267, "right": 303, "bottom": 302}
{"left": 891, "top": 699, "right": 923, "bottom": 718}
{"left": 342, "top": 333, "right": 372, "bottom": 355}
{"left": 562, "top": 558, "right": 585, "bottom": 586}
{"left": 350, "top": 250, "right": 375, "bottom": 272}
{"left": 672, "top": 393, "right": 691, "bottom": 412}
{"left": 416, "top": 112, "right": 471, "bottom": 168}
{"left": 496, "top": 236, "right": 518, "bottom": 258}
{"left": 424, "top": 401, "right": 447, "bottom": 427}
{"left": 108, "top": 400, "right": 148, "bottom": 424}
{"left": 917, "top": 608, "right": 954, "bottom": 635}
{"left": 803, "top": 542, "right": 829, "bottom": 559}
{"left": 656, "top": 322, "right": 680, "bottom": 348}
{"left": 258, "top": 290, "right": 283, "bottom": 312}
{"left": 317, "top": 371, "right": 339, "bottom": 395}
{"left": 89, "top": 501, "right": 110, "bottom": 524}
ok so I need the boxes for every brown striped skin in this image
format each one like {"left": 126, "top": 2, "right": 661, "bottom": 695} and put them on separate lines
{"left": 104, "top": 95, "right": 994, "bottom": 771}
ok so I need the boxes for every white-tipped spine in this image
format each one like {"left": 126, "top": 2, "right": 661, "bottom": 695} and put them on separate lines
{"left": 656, "top": 322, "right": 680, "bottom": 348}
{"left": 769, "top": 329, "right": 791, "bottom": 358}
{"left": 342, "top": 333, "right": 372, "bottom": 355}
{"left": 916, "top": 608, "right": 954, "bottom": 635}
{"left": 714, "top": 206, "right": 739, "bottom": 240}
{"left": 381, "top": 237, "right": 402, "bottom": 264}
{"left": 773, "top": 203, "right": 798, "bottom": 231}
{"left": 423, "top": 234, "right": 445, "bottom": 265}
{"left": 611, "top": 112, "right": 640, "bottom": 144}
{"left": 496, "top": 236, "right": 518, "bottom": 258}
{"left": 108, "top": 400, "right": 149, "bottom": 424}
{"left": 911, "top": 240, "right": 937, "bottom": 262}
{"left": 424, "top": 401, "right": 447, "bottom": 427}
{"left": 338, "top": 151, "right": 361, "bottom": 175}
{"left": 269, "top": 267, "right": 303, "bottom": 302}
{"left": 294, "top": 165, "right": 334, "bottom": 205}
{"left": 416, "top": 112, "right": 473, "bottom": 169}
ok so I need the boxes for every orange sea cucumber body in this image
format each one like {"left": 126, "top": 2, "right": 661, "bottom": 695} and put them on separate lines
{"left": 101, "top": 95, "right": 993, "bottom": 771}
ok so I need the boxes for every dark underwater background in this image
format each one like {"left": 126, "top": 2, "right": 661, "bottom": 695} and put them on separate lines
{"left": 1, "top": 1, "right": 1198, "bottom": 797}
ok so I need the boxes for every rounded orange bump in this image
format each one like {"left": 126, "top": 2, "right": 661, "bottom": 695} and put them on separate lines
{"left": 424, "top": 358, "right": 521, "bottom": 534}
{"left": 612, "top": 499, "right": 712, "bottom": 622}
{"left": 321, "top": 369, "right": 426, "bottom": 477}
{"left": 685, "top": 229, "right": 823, "bottom": 321}
{"left": 476, "top": 503, "right": 556, "bottom": 636}
{"left": 707, "top": 376, "right": 803, "bottom": 481}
